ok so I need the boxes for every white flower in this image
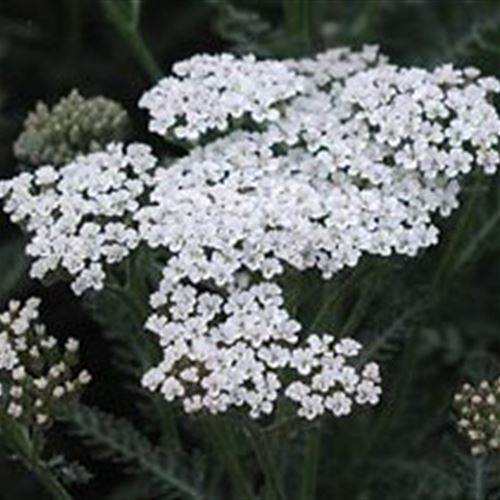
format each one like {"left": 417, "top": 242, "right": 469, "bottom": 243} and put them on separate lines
{"left": 324, "top": 392, "right": 352, "bottom": 417}
{"left": 78, "top": 370, "right": 92, "bottom": 385}
{"left": 0, "top": 332, "right": 19, "bottom": 370}
{"left": 335, "top": 338, "right": 362, "bottom": 357}
{"left": 34, "top": 377, "right": 48, "bottom": 390}
{"left": 141, "top": 367, "right": 165, "bottom": 391}
{"left": 355, "top": 379, "right": 382, "bottom": 405}
{"left": 12, "top": 366, "right": 26, "bottom": 381}
{"left": 65, "top": 338, "right": 79, "bottom": 353}
{"left": 161, "top": 376, "right": 185, "bottom": 401}
{"left": 9, "top": 386, "right": 23, "bottom": 398}
{"left": 36, "top": 414, "right": 49, "bottom": 425}
{"left": 53, "top": 386, "right": 65, "bottom": 398}
{"left": 7, "top": 402, "right": 23, "bottom": 418}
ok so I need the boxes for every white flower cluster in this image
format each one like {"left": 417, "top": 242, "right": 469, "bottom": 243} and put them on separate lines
{"left": 136, "top": 48, "right": 500, "bottom": 417}
{"left": 0, "top": 298, "right": 90, "bottom": 426}
{"left": 279, "top": 62, "right": 500, "bottom": 180}
{"left": 285, "top": 337, "right": 381, "bottom": 419}
{"left": 139, "top": 53, "right": 304, "bottom": 141}
{"left": 143, "top": 280, "right": 380, "bottom": 418}
{"left": 0, "top": 143, "right": 157, "bottom": 295}
{"left": 2, "top": 47, "right": 500, "bottom": 419}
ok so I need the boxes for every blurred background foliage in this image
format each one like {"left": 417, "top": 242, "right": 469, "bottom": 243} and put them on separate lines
{"left": 2, "top": 0, "right": 500, "bottom": 499}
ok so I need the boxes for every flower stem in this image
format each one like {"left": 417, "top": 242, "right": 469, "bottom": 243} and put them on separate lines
{"left": 32, "top": 464, "right": 73, "bottom": 500}
{"left": 205, "top": 418, "right": 255, "bottom": 500}
{"left": 0, "top": 414, "right": 72, "bottom": 500}
{"left": 299, "top": 425, "right": 321, "bottom": 500}
{"left": 295, "top": 265, "right": 374, "bottom": 498}
{"left": 354, "top": 331, "right": 419, "bottom": 468}
{"left": 474, "top": 456, "right": 486, "bottom": 500}
{"left": 104, "top": 262, "right": 181, "bottom": 447}
{"left": 101, "top": 0, "right": 162, "bottom": 81}
{"left": 282, "top": 0, "right": 316, "bottom": 51}
{"left": 309, "top": 262, "right": 374, "bottom": 334}
{"left": 434, "top": 176, "right": 483, "bottom": 286}
{"left": 244, "top": 422, "right": 285, "bottom": 500}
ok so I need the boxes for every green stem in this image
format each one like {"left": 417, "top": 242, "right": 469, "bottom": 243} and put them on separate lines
{"left": 351, "top": 0, "right": 380, "bottom": 38}
{"left": 0, "top": 415, "right": 72, "bottom": 500}
{"left": 66, "top": 0, "right": 82, "bottom": 56}
{"left": 354, "top": 331, "right": 419, "bottom": 468}
{"left": 434, "top": 177, "right": 483, "bottom": 286}
{"left": 474, "top": 456, "right": 486, "bottom": 500}
{"left": 455, "top": 208, "right": 500, "bottom": 270}
{"left": 101, "top": 0, "right": 162, "bottom": 81}
{"left": 32, "top": 464, "right": 73, "bottom": 500}
{"left": 295, "top": 266, "right": 375, "bottom": 498}
{"left": 339, "top": 281, "right": 376, "bottom": 337}
{"left": 125, "top": 29, "right": 162, "bottom": 81}
{"left": 299, "top": 426, "right": 321, "bottom": 500}
{"left": 356, "top": 300, "right": 424, "bottom": 366}
{"left": 282, "top": 0, "right": 316, "bottom": 50}
{"left": 309, "top": 263, "right": 374, "bottom": 333}
{"left": 206, "top": 418, "right": 254, "bottom": 500}
{"left": 245, "top": 423, "right": 285, "bottom": 500}
{"left": 104, "top": 281, "right": 180, "bottom": 447}
{"left": 106, "top": 283, "right": 146, "bottom": 330}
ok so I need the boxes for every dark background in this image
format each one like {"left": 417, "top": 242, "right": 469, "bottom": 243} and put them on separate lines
{"left": 1, "top": 1, "right": 500, "bottom": 499}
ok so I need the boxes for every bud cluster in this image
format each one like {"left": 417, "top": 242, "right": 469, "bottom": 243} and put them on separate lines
{"left": 14, "top": 89, "right": 130, "bottom": 167}
{"left": 454, "top": 379, "right": 500, "bottom": 456}
{"left": 0, "top": 297, "right": 91, "bottom": 428}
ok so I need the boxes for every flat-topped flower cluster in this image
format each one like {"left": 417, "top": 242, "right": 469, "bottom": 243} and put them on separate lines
{"left": 0, "top": 143, "right": 157, "bottom": 295}
{"left": 2, "top": 46, "right": 500, "bottom": 418}
{"left": 144, "top": 279, "right": 381, "bottom": 418}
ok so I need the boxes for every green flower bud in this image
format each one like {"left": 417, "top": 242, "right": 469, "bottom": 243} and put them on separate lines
{"left": 14, "top": 89, "right": 130, "bottom": 167}
{"left": 454, "top": 378, "right": 500, "bottom": 456}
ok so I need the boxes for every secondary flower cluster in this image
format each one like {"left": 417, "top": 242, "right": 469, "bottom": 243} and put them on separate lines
{"left": 0, "top": 298, "right": 91, "bottom": 428}
{"left": 2, "top": 46, "right": 500, "bottom": 418}
{"left": 454, "top": 379, "right": 500, "bottom": 456}
{"left": 0, "top": 143, "right": 157, "bottom": 295}
{"left": 143, "top": 280, "right": 381, "bottom": 418}
{"left": 14, "top": 89, "right": 130, "bottom": 167}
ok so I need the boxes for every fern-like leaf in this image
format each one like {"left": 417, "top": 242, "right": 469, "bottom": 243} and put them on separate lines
{"left": 60, "top": 403, "right": 210, "bottom": 500}
{"left": 357, "top": 292, "right": 431, "bottom": 365}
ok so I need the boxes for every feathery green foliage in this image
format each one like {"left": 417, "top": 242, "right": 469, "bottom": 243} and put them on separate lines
{"left": 60, "top": 403, "right": 211, "bottom": 500}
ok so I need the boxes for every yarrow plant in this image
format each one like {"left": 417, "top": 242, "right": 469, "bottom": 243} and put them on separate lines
{"left": 1, "top": 46, "right": 500, "bottom": 424}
